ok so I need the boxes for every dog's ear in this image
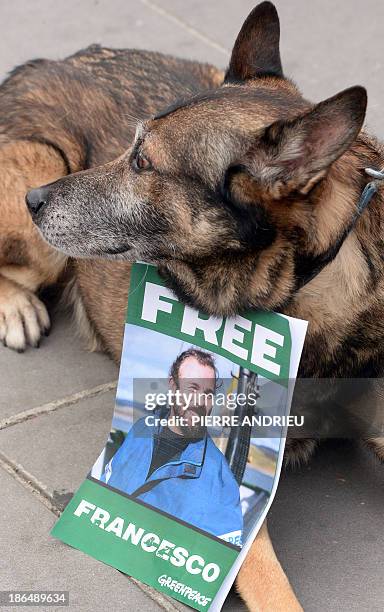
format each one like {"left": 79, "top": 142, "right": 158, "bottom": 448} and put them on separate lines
{"left": 225, "top": 86, "right": 367, "bottom": 202}
{"left": 225, "top": 2, "right": 282, "bottom": 82}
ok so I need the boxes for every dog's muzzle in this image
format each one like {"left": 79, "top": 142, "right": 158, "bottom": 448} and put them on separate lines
{"left": 26, "top": 184, "right": 52, "bottom": 215}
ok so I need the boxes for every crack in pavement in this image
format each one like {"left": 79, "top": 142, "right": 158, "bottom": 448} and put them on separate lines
{"left": 0, "top": 380, "right": 117, "bottom": 431}
{"left": 139, "top": 0, "right": 229, "bottom": 56}
{"left": 0, "top": 449, "right": 181, "bottom": 611}
{"left": 0, "top": 450, "right": 61, "bottom": 516}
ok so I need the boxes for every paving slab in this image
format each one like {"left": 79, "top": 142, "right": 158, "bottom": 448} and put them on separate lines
{"left": 0, "top": 0, "right": 225, "bottom": 83}
{"left": 0, "top": 389, "right": 116, "bottom": 507}
{"left": 0, "top": 391, "right": 245, "bottom": 609}
{"left": 0, "top": 312, "right": 118, "bottom": 420}
{"left": 156, "top": 0, "right": 384, "bottom": 138}
{"left": 0, "top": 466, "right": 164, "bottom": 612}
{"left": 269, "top": 440, "right": 384, "bottom": 612}
{"left": 221, "top": 590, "right": 245, "bottom": 611}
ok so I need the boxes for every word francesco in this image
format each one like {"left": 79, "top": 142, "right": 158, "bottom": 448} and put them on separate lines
{"left": 74, "top": 499, "right": 221, "bottom": 583}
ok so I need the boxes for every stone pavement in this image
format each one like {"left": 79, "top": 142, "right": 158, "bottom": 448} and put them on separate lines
{"left": 0, "top": 1, "right": 383, "bottom": 611}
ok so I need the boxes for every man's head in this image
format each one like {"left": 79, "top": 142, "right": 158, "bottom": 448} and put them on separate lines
{"left": 168, "top": 348, "right": 218, "bottom": 438}
{"left": 26, "top": 2, "right": 368, "bottom": 317}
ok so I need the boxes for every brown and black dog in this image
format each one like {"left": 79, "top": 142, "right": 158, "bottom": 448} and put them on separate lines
{"left": 26, "top": 2, "right": 384, "bottom": 461}
{"left": 2, "top": 1, "right": 383, "bottom": 609}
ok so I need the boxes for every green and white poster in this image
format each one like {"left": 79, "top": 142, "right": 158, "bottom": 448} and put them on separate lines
{"left": 52, "top": 263, "right": 307, "bottom": 611}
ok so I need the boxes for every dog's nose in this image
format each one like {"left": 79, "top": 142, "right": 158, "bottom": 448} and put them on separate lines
{"left": 26, "top": 185, "right": 51, "bottom": 214}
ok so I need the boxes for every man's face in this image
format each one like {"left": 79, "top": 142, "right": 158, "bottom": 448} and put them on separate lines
{"left": 169, "top": 356, "right": 216, "bottom": 438}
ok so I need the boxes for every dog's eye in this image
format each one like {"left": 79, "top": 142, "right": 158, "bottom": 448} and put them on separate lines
{"left": 132, "top": 150, "right": 152, "bottom": 172}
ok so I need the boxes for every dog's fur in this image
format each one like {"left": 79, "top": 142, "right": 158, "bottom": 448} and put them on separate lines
{"left": 2, "top": 2, "right": 384, "bottom": 609}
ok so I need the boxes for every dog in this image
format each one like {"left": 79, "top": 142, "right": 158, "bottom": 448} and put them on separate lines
{"left": 3, "top": 1, "right": 382, "bottom": 608}
{"left": 26, "top": 2, "right": 384, "bottom": 459}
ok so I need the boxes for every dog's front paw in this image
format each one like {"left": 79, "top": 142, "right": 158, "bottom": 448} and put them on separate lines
{"left": 0, "top": 276, "right": 50, "bottom": 352}
{"left": 284, "top": 437, "right": 318, "bottom": 467}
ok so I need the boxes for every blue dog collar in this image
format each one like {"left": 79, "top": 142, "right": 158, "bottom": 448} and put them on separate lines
{"left": 358, "top": 167, "right": 384, "bottom": 213}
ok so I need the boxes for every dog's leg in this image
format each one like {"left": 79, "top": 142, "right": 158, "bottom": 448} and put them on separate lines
{"left": 284, "top": 437, "right": 318, "bottom": 467}
{"left": 0, "top": 140, "right": 68, "bottom": 350}
{"left": 236, "top": 521, "right": 302, "bottom": 612}
{"left": 0, "top": 273, "right": 51, "bottom": 351}
{"left": 61, "top": 276, "right": 104, "bottom": 355}
{"left": 72, "top": 259, "right": 131, "bottom": 362}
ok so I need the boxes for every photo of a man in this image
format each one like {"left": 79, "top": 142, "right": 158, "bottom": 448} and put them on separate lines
{"left": 100, "top": 349, "right": 243, "bottom": 546}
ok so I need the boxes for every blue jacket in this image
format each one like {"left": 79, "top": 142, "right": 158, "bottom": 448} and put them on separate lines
{"left": 101, "top": 412, "right": 243, "bottom": 546}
